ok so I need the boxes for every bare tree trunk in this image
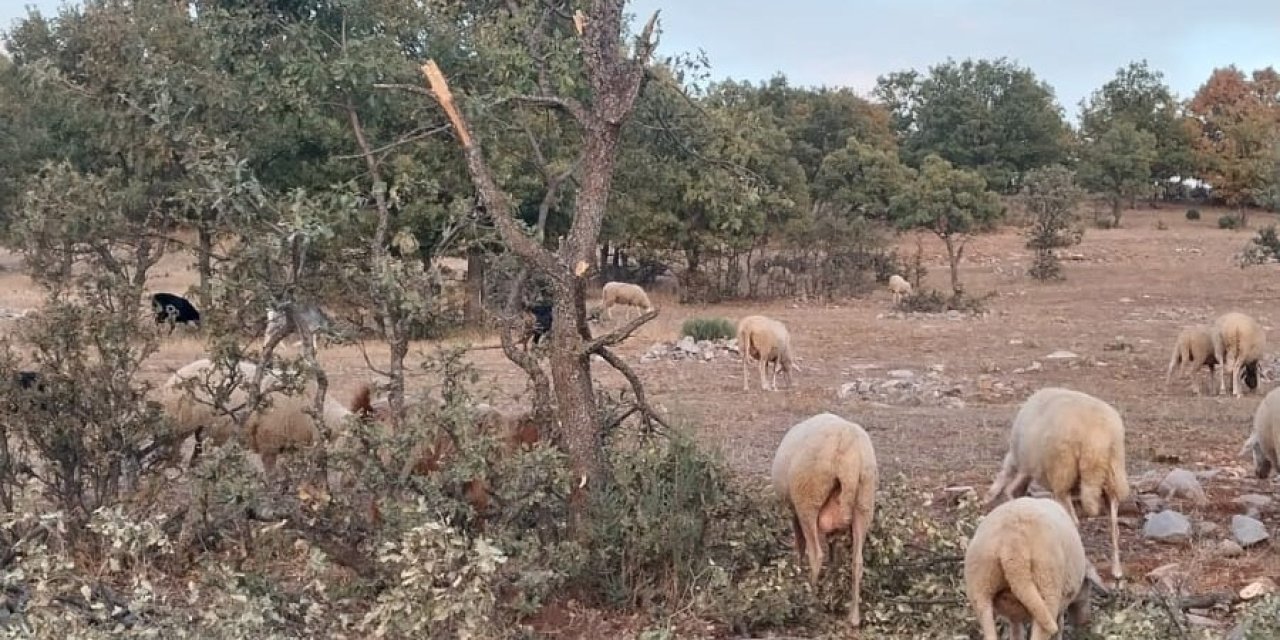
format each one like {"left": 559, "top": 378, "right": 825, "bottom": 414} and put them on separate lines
{"left": 196, "top": 224, "right": 214, "bottom": 312}
{"left": 464, "top": 246, "right": 487, "bottom": 325}
{"left": 1111, "top": 197, "right": 1123, "bottom": 227}
{"left": 943, "top": 235, "right": 963, "bottom": 298}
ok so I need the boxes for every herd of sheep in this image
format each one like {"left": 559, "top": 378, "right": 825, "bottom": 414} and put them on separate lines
{"left": 42, "top": 274, "right": 1278, "bottom": 639}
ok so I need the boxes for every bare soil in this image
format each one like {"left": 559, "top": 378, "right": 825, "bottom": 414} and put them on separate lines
{"left": 2, "top": 203, "right": 1278, "bottom": 634}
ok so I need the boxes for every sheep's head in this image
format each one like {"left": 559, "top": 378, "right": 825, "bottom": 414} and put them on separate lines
{"left": 1243, "top": 360, "right": 1260, "bottom": 390}
{"left": 1066, "top": 565, "right": 1108, "bottom": 628}
{"left": 1241, "top": 435, "right": 1273, "bottom": 479}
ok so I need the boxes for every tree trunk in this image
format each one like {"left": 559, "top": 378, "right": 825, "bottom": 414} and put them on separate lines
{"left": 196, "top": 224, "right": 214, "bottom": 312}
{"left": 1111, "top": 197, "right": 1123, "bottom": 227}
{"left": 943, "top": 235, "right": 962, "bottom": 298}
{"left": 464, "top": 246, "right": 487, "bottom": 325}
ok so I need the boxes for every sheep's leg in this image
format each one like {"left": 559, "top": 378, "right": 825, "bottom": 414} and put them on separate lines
{"left": 1108, "top": 493, "right": 1123, "bottom": 580}
{"left": 799, "top": 516, "right": 825, "bottom": 584}
{"left": 973, "top": 597, "right": 1000, "bottom": 640}
{"left": 742, "top": 353, "right": 752, "bottom": 392}
{"left": 847, "top": 509, "right": 868, "bottom": 627}
{"left": 1057, "top": 491, "right": 1080, "bottom": 525}
{"left": 759, "top": 357, "right": 771, "bottom": 392}
{"left": 791, "top": 514, "right": 806, "bottom": 563}
{"left": 1008, "top": 620, "right": 1026, "bottom": 640}
{"left": 1232, "top": 358, "right": 1244, "bottom": 398}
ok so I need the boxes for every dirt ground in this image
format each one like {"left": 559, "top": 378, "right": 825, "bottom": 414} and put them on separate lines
{"left": 2, "top": 204, "right": 1279, "bottom": 631}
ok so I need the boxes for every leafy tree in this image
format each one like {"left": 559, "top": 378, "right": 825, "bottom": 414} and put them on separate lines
{"left": 874, "top": 58, "right": 1068, "bottom": 192}
{"left": 891, "top": 154, "right": 1003, "bottom": 296}
{"left": 1078, "top": 60, "right": 1196, "bottom": 199}
{"left": 1188, "top": 66, "right": 1280, "bottom": 226}
{"left": 1021, "top": 165, "right": 1084, "bottom": 281}
{"left": 812, "top": 138, "right": 914, "bottom": 221}
{"left": 1077, "top": 121, "right": 1158, "bottom": 227}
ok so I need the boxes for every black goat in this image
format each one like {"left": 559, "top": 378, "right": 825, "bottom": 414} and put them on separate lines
{"left": 520, "top": 303, "right": 554, "bottom": 351}
{"left": 151, "top": 293, "right": 201, "bottom": 334}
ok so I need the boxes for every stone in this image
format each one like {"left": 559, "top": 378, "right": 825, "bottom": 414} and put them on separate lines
{"left": 1143, "top": 510, "right": 1192, "bottom": 543}
{"left": 1197, "top": 521, "right": 1221, "bottom": 537}
{"left": 675, "top": 336, "right": 699, "bottom": 355}
{"left": 1215, "top": 540, "right": 1245, "bottom": 559}
{"left": 887, "top": 369, "right": 915, "bottom": 379}
{"left": 1235, "top": 494, "right": 1272, "bottom": 512}
{"left": 1158, "top": 468, "right": 1208, "bottom": 504}
{"left": 1045, "top": 350, "right": 1079, "bottom": 360}
{"left": 1137, "top": 493, "right": 1166, "bottom": 513}
{"left": 837, "top": 383, "right": 860, "bottom": 400}
{"left": 1240, "top": 577, "right": 1277, "bottom": 600}
{"left": 1231, "top": 515, "right": 1270, "bottom": 548}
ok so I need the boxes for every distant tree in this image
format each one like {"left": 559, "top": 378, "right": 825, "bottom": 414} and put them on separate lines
{"left": 1078, "top": 60, "right": 1196, "bottom": 202}
{"left": 1021, "top": 166, "right": 1085, "bottom": 281}
{"left": 1077, "top": 121, "right": 1158, "bottom": 227}
{"left": 874, "top": 58, "right": 1069, "bottom": 193}
{"left": 812, "top": 138, "right": 914, "bottom": 222}
{"left": 891, "top": 154, "right": 1003, "bottom": 296}
{"left": 1187, "top": 66, "right": 1280, "bottom": 226}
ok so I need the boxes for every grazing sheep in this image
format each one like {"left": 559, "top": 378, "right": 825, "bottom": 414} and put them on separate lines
{"left": 736, "top": 314, "right": 798, "bottom": 391}
{"left": 1212, "top": 311, "right": 1266, "bottom": 398}
{"left": 1241, "top": 385, "right": 1280, "bottom": 479}
{"left": 965, "top": 496, "right": 1107, "bottom": 640}
{"left": 158, "top": 358, "right": 351, "bottom": 472}
{"left": 263, "top": 302, "right": 335, "bottom": 352}
{"left": 601, "top": 281, "right": 653, "bottom": 320}
{"left": 151, "top": 293, "right": 201, "bottom": 334}
{"left": 1165, "top": 326, "right": 1218, "bottom": 395}
{"left": 770, "top": 412, "right": 877, "bottom": 627}
{"left": 887, "top": 274, "right": 912, "bottom": 306}
{"left": 984, "top": 387, "right": 1130, "bottom": 579}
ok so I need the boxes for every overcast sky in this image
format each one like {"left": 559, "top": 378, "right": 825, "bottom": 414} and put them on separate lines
{"left": 5, "top": 0, "right": 1277, "bottom": 119}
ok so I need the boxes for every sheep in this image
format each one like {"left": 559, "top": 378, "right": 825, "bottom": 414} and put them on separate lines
{"left": 736, "top": 314, "right": 798, "bottom": 391}
{"left": 1240, "top": 385, "right": 1280, "bottom": 479}
{"left": 263, "top": 302, "right": 335, "bottom": 352}
{"left": 601, "top": 281, "right": 653, "bottom": 320}
{"left": 888, "top": 274, "right": 912, "bottom": 306}
{"left": 151, "top": 293, "right": 201, "bottom": 334}
{"left": 1165, "top": 326, "right": 1219, "bottom": 395}
{"left": 984, "top": 387, "right": 1130, "bottom": 580}
{"left": 771, "top": 412, "right": 877, "bottom": 626}
{"left": 965, "top": 496, "right": 1107, "bottom": 640}
{"left": 158, "top": 358, "right": 352, "bottom": 472}
{"left": 1211, "top": 311, "right": 1266, "bottom": 398}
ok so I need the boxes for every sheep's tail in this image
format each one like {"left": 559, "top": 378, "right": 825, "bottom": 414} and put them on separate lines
{"left": 1080, "top": 430, "right": 1130, "bottom": 516}
{"left": 999, "top": 546, "right": 1059, "bottom": 636}
{"left": 817, "top": 444, "right": 863, "bottom": 534}
{"left": 1165, "top": 339, "right": 1185, "bottom": 386}
{"left": 349, "top": 383, "right": 374, "bottom": 416}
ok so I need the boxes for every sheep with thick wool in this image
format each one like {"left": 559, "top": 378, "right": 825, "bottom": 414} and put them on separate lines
{"left": 601, "top": 281, "right": 653, "bottom": 320}
{"left": 887, "top": 274, "right": 912, "bottom": 306}
{"left": 771, "top": 412, "right": 877, "bottom": 627}
{"left": 737, "top": 314, "right": 798, "bottom": 391}
{"left": 159, "top": 358, "right": 352, "bottom": 472}
{"left": 984, "top": 387, "right": 1130, "bottom": 580}
{"left": 1211, "top": 311, "right": 1266, "bottom": 398}
{"left": 1241, "top": 386, "right": 1280, "bottom": 479}
{"left": 965, "top": 496, "right": 1106, "bottom": 640}
{"left": 1166, "top": 325, "right": 1218, "bottom": 395}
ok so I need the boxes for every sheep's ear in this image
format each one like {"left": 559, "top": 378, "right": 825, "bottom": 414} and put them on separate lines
{"left": 1084, "top": 565, "right": 1109, "bottom": 595}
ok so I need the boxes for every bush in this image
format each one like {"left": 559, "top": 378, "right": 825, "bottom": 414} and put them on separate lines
{"left": 897, "top": 289, "right": 948, "bottom": 313}
{"left": 681, "top": 317, "right": 735, "bottom": 342}
{"left": 1240, "top": 225, "right": 1280, "bottom": 266}
{"left": 1220, "top": 214, "right": 1243, "bottom": 230}
{"left": 1186, "top": 207, "right": 1201, "bottom": 220}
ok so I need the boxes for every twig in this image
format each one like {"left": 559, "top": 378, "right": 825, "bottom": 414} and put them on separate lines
{"left": 585, "top": 308, "right": 658, "bottom": 353}
{"left": 595, "top": 347, "right": 670, "bottom": 431}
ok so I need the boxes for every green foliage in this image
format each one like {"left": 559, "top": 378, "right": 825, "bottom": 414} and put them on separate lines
{"left": 1021, "top": 165, "right": 1085, "bottom": 281}
{"left": 681, "top": 317, "right": 735, "bottom": 342}
{"left": 1235, "top": 595, "right": 1280, "bottom": 639}
{"left": 875, "top": 58, "right": 1069, "bottom": 192}
{"left": 1240, "top": 224, "right": 1280, "bottom": 265}
{"left": 1186, "top": 207, "right": 1201, "bottom": 220}
{"left": 1220, "top": 214, "right": 1244, "bottom": 230}
{"left": 1077, "top": 120, "right": 1158, "bottom": 227}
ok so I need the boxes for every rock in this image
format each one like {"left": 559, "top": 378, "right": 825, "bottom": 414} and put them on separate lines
{"left": 1133, "top": 470, "right": 1164, "bottom": 493}
{"left": 942, "top": 397, "right": 966, "bottom": 409}
{"left": 1013, "top": 361, "right": 1043, "bottom": 374}
{"left": 946, "top": 310, "right": 962, "bottom": 319}
{"left": 1045, "top": 350, "right": 1079, "bottom": 360}
{"left": 837, "top": 383, "right": 860, "bottom": 400}
{"left": 1216, "top": 540, "right": 1245, "bottom": 558}
{"left": 1185, "top": 613, "right": 1222, "bottom": 628}
{"left": 928, "top": 363, "right": 945, "bottom": 374}
{"left": 675, "top": 336, "right": 699, "bottom": 355}
{"left": 1240, "top": 577, "right": 1277, "bottom": 600}
{"left": 1197, "top": 521, "right": 1221, "bottom": 537}
{"left": 887, "top": 369, "right": 916, "bottom": 379}
{"left": 1158, "top": 468, "right": 1208, "bottom": 504}
{"left": 1143, "top": 510, "right": 1192, "bottom": 543}
{"left": 1145, "top": 562, "right": 1184, "bottom": 589}
{"left": 1231, "top": 515, "right": 1270, "bottom": 548}
{"left": 1235, "top": 494, "right": 1272, "bottom": 513}
{"left": 1137, "top": 493, "right": 1166, "bottom": 513}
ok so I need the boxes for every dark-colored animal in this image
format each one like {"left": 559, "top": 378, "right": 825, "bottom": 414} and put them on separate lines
{"left": 7, "top": 370, "right": 50, "bottom": 413}
{"left": 520, "top": 303, "right": 553, "bottom": 351}
{"left": 151, "top": 293, "right": 201, "bottom": 334}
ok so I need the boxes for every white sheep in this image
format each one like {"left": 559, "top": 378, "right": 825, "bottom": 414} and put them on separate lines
{"left": 158, "top": 358, "right": 352, "bottom": 472}
{"left": 1165, "top": 326, "right": 1218, "bottom": 395}
{"left": 888, "top": 274, "right": 912, "bottom": 306}
{"left": 965, "top": 496, "right": 1106, "bottom": 640}
{"left": 1241, "top": 385, "right": 1280, "bottom": 479}
{"left": 601, "top": 281, "right": 653, "bottom": 320}
{"left": 737, "top": 314, "right": 799, "bottom": 392}
{"left": 771, "top": 412, "right": 877, "bottom": 627}
{"left": 263, "top": 302, "right": 335, "bottom": 352}
{"left": 1211, "top": 311, "right": 1266, "bottom": 398}
{"left": 984, "top": 387, "right": 1130, "bottom": 579}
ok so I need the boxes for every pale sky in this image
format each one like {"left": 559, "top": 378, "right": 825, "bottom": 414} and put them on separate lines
{"left": 5, "top": 0, "right": 1278, "bottom": 120}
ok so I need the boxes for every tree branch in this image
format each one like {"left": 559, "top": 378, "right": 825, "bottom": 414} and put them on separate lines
{"left": 585, "top": 308, "right": 658, "bottom": 353}
{"left": 594, "top": 346, "right": 670, "bottom": 431}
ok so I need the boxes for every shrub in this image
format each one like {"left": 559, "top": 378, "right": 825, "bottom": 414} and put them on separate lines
{"left": 1155, "top": 219, "right": 1168, "bottom": 231}
{"left": 1220, "top": 214, "right": 1243, "bottom": 230}
{"left": 681, "top": 317, "right": 734, "bottom": 342}
{"left": 898, "top": 289, "right": 947, "bottom": 313}
{"left": 1021, "top": 166, "right": 1084, "bottom": 282}
{"left": 1186, "top": 207, "right": 1201, "bottom": 220}
{"left": 1240, "top": 225, "right": 1280, "bottom": 266}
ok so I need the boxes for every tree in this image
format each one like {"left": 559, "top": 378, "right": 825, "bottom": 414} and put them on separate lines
{"left": 891, "top": 154, "right": 1003, "bottom": 296}
{"left": 1078, "top": 60, "right": 1196, "bottom": 200}
{"left": 1188, "top": 66, "right": 1280, "bottom": 226}
{"left": 874, "top": 58, "right": 1068, "bottom": 193}
{"left": 1021, "top": 166, "right": 1084, "bottom": 281}
{"left": 812, "top": 138, "right": 914, "bottom": 221}
{"left": 1077, "top": 121, "right": 1158, "bottom": 227}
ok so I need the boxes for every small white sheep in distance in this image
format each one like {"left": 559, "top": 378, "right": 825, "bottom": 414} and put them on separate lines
{"left": 965, "top": 496, "right": 1107, "bottom": 640}
{"left": 601, "top": 281, "right": 653, "bottom": 320}
{"left": 736, "top": 314, "right": 799, "bottom": 391}
{"left": 1211, "top": 311, "right": 1266, "bottom": 398}
{"left": 887, "top": 274, "right": 912, "bottom": 306}
{"left": 159, "top": 358, "right": 352, "bottom": 473}
{"left": 1241, "top": 385, "right": 1280, "bottom": 479}
{"left": 984, "top": 387, "right": 1130, "bottom": 579}
{"left": 1165, "top": 325, "right": 1218, "bottom": 395}
{"left": 771, "top": 412, "right": 877, "bottom": 627}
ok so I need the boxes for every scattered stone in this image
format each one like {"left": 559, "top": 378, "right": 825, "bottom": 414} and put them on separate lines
{"left": 1216, "top": 540, "right": 1245, "bottom": 559}
{"left": 1145, "top": 562, "right": 1184, "bottom": 589}
{"left": 1235, "top": 494, "right": 1272, "bottom": 513}
{"left": 1133, "top": 470, "right": 1164, "bottom": 493}
{"left": 1185, "top": 613, "right": 1222, "bottom": 629}
{"left": 1137, "top": 494, "right": 1166, "bottom": 513}
{"left": 1013, "top": 361, "right": 1043, "bottom": 374}
{"left": 1240, "top": 577, "right": 1277, "bottom": 600}
{"left": 1143, "top": 510, "right": 1192, "bottom": 544}
{"left": 675, "top": 336, "right": 699, "bottom": 355}
{"left": 887, "top": 369, "right": 916, "bottom": 379}
{"left": 928, "top": 363, "right": 945, "bottom": 374}
{"left": 1231, "top": 515, "right": 1270, "bottom": 548}
{"left": 1197, "top": 521, "right": 1221, "bottom": 538}
{"left": 1045, "top": 350, "right": 1079, "bottom": 360}
{"left": 1104, "top": 336, "right": 1135, "bottom": 352}
{"left": 1158, "top": 468, "right": 1208, "bottom": 504}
